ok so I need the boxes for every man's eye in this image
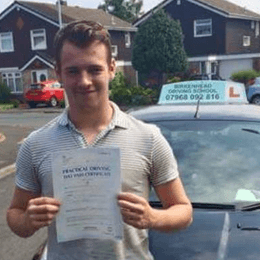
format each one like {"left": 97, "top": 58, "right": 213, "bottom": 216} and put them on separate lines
{"left": 90, "top": 68, "right": 102, "bottom": 74}
{"left": 67, "top": 69, "right": 78, "bottom": 75}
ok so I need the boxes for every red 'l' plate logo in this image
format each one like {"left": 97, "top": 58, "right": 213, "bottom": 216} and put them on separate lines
{"left": 229, "top": 87, "right": 240, "bottom": 98}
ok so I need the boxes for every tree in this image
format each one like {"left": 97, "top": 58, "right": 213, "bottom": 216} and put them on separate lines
{"left": 98, "top": 0, "right": 143, "bottom": 23}
{"left": 132, "top": 9, "right": 188, "bottom": 87}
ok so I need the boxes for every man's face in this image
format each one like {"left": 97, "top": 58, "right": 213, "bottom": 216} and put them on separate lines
{"left": 56, "top": 40, "right": 116, "bottom": 111}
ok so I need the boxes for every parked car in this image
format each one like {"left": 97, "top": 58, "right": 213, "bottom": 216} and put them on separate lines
{"left": 34, "top": 81, "right": 260, "bottom": 260}
{"left": 246, "top": 76, "right": 260, "bottom": 105}
{"left": 190, "top": 74, "right": 224, "bottom": 81}
{"left": 128, "top": 81, "right": 260, "bottom": 259}
{"left": 24, "top": 80, "right": 64, "bottom": 108}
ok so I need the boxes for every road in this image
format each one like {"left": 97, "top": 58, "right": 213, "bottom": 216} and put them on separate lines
{"left": 0, "top": 108, "right": 62, "bottom": 260}
{"left": 0, "top": 108, "right": 62, "bottom": 128}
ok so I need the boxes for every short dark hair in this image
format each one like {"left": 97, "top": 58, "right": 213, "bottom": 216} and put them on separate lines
{"left": 54, "top": 20, "right": 112, "bottom": 70}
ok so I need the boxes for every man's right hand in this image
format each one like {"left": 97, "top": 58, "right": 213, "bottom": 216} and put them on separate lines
{"left": 25, "top": 197, "right": 61, "bottom": 232}
{"left": 7, "top": 187, "right": 62, "bottom": 238}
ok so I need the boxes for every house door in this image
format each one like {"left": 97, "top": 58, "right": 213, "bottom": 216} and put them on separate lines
{"left": 201, "top": 61, "right": 218, "bottom": 79}
{"left": 31, "top": 70, "right": 48, "bottom": 83}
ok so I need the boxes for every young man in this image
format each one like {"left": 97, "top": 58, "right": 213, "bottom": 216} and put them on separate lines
{"left": 7, "top": 20, "right": 192, "bottom": 259}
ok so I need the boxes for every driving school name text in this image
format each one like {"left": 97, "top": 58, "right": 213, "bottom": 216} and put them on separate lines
{"left": 62, "top": 166, "right": 111, "bottom": 179}
{"left": 165, "top": 83, "right": 220, "bottom": 101}
{"left": 168, "top": 83, "right": 216, "bottom": 94}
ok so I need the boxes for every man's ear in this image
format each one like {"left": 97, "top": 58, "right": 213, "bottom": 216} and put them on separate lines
{"left": 109, "top": 58, "right": 116, "bottom": 81}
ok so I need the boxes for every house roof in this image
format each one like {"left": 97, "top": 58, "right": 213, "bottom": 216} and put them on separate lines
{"left": 134, "top": 0, "right": 260, "bottom": 26}
{"left": 1, "top": 1, "right": 136, "bottom": 31}
{"left": 197, "top": 0, "right": 260, "bottom": 19}
{"left": 20, "top": 52, "right": 55, "bottom": 71}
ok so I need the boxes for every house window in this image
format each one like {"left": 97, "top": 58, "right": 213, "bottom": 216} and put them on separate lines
{"left": 243, "top": 36, "right": 251, "bottom": 46}
{"left": 2, "top": 72, "right": 23, "bottom": 93}
{"left": 194, "top": 19, "right": 212, "bottom": 37}
{"left": 125, "top": 32, "right": 131, "bottom": 48}
{"left": 30, "top": 29, "right": 47, "bottom": 50}
{"left": 0, "top": 32, "right": 14, "bottom": 52}
{"left": 251, "top": 21, "right": 255, "bottom": 29}
{"left": 111, "top": 45, "right": 118, "bottom": 57}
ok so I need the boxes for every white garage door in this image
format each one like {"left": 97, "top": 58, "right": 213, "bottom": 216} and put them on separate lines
{"left": 219, "top": 59, "right": 253, "bottom": 80}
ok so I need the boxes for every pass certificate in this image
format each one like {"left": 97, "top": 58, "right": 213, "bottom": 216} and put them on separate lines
{"left": 52, "top": 147, "right": 123, "bottom": 243}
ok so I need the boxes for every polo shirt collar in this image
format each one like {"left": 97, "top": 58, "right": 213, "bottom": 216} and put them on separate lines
{"left": 57, "top": 102, "right": 129, "bottom": 130}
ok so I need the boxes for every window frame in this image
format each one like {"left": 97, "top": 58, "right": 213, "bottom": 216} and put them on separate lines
{"left": 111, "top": 45, "right": 118, "bottom": 57}
{"left": 194, "top": 19, "right": 212, "bottom": 38}
{"left": 2, "top": 71, "right": 23, "bottom": 93}
{"left": 243, "top": 36, "right": 251, "bottom": 47}
{"left": 0, "top": 32, "right": 14, "bottom": 53}
{"left": 251, "top": 21, "right": 255, "bottom": 29}
{"left": 125, "top": 32, "right": 131, "bottom": 48}
{"left": 30, "top": 29, "right": 47, "bottom": 50}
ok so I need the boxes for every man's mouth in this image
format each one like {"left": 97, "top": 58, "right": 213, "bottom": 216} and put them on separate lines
{"left": 75, "top": 88, "right": 95, "bottom": 94}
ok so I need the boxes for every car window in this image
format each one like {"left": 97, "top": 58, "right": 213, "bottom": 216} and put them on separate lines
{"left": 255, "top": 77, "right": 260, "bottom": 85}
{"left": 51, "top": 82, "right": 61, "bottom": 88}
{"left": 149, "top": 120, "right": 260, "bottom": 204}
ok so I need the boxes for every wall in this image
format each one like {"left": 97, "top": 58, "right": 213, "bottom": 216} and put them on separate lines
{"left": 0, "top": 7, "right": 59, "bottom": 69}
{"left": 226, "top": 19, "right": 260, "bottom": 54}
{"left": 163, "top": 0, "right": 226, "bottom": 56}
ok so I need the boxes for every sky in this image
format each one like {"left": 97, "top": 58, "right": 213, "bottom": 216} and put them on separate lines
{"left": 1, "top": 0, "right": 260, "bottom": 16}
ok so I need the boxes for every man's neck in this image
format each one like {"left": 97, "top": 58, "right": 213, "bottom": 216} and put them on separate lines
{"left": 68, "top": 102, "right": 114, "bottom": 132}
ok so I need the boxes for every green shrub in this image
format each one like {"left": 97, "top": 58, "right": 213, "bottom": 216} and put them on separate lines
{"left": 11, "top": 99, "right": 20, "bottom": 108}
{"left": 167, "top": 76, "right": 182, "bottom": 84}
{"left": 60, "top": 100, "right": 65, "bottom": 108}
{"left": 231, "top": 70, "right": 259, "bottom": 85}
{"left": 0, "top": 82, "right": 11, "bottom": 103}
{"left": 109, "top": 72, "right": 130, "bottom": 105}
{"left": 109, "top": 72, "right": 157, "bottom": 106}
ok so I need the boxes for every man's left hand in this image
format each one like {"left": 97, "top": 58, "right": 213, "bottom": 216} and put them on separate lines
{"left": 117, "top": 192, "right": 155, "bottom": 229}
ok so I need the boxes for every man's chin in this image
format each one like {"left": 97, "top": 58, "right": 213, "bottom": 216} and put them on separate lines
{"left": 73, "top": 100, "right": 100, "bottom": 111}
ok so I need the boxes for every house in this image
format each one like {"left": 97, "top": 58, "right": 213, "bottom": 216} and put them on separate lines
{"left": 0, "top": 0, "right": 137, "bottom": 98}
{"left": 133, "top": 0, "right": 260, "bottom": 80}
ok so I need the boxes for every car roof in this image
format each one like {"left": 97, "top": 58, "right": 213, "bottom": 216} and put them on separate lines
{"left": 129, "top": 104, "right": 260, "bottom": 122}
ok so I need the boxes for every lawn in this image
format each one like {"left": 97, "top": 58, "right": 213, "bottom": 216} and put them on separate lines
{"left": 0, "top": 103, "right": 14, "bottom": 112}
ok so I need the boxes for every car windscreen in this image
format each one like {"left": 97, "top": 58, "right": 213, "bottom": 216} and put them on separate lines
{"left": 149, "top": 120, "right": 260, "bottom": 204}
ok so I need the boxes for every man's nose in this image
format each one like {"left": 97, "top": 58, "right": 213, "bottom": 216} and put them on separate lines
{"left": 79, "top": 71, "right": 92, "bottom": 86}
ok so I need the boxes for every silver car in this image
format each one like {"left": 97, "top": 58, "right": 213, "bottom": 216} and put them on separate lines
{"left": 128, "top": 81, "right": 260, "bottom": 259}
{"left": 246, "top": 77, "right": 260, "bottom": 104}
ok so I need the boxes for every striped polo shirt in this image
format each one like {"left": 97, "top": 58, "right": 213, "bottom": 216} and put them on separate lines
{"left": 15, "top": 102, "right": 179, "bottom": 260}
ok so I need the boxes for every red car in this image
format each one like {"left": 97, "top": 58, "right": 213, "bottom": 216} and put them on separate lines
{"left": 25, "top": 80, "right": 64, "bottom": 108}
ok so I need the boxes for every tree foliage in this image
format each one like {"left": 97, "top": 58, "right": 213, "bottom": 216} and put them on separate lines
{"left": 132, "top": 9, "right": 188, "bottom": 85}
{"left": 98, "top": 0, "right": 143, "bottom": 23}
